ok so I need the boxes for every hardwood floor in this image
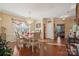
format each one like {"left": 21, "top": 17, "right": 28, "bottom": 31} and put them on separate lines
{"left": 19, "top": 39, "right": 68, "bottom": 56}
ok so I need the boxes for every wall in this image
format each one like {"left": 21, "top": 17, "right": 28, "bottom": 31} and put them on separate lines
{"left": 34, "top": 19, "right": 44, "bottom": 40}
{"left": 0, "top": 12, "right": 34, "bottom": 42}
{"left": 64, "top": 17, "right": 75, "bottom": 38}
{"left": 54, "top": 17, "right": 75, "bottom": 38}
{"left": 42, "top": 18, "right": 54, "bottom": 39}
{"left": 0, "top": 14, "right": 2, "bottom": 34}
{"left": 34, "top": 20, "right": 41, "bottom": 32}
{"left": 0, "top": 12, "right": 75, "bottom": 41}
{"left": 54, "top": 18, "right": 64, "bottom": 25}
{"left": 0, "top": 13, "right": 2, "bottom": 31}
{"left": 54, "top": 18, "right": 64, "bottom": 38}
{"left": 0, "top": 12, "right": 25, "bottom": 42}
{"left": 29, "top": 17, "right": 74, "bottom": 39}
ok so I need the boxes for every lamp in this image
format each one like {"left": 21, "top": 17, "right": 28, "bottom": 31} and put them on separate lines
{"left": 60, "top": 16, "right": 65, "bottom": 20}
{"left": 27, "top": 19, "right": 33, "bottom": 25}
{"left": 26, "top": 11, "right": 34, "bottom": 48}
{"left": 26, "top": 18, "right": 34, "bottom": 48}
{"left": 26, "top": 18, "right": 33, "bottom": 38}
{"left": 26, "top": 19, "right": 33, "bottom": 37}
{"left": 26, "top": 17, "right": 34, "bottom": 38}
{"left": 60, "top": 14, "right": 70, "bottom": 20}
{"left": 0, "top": 17, "right": 2, "bottom": 21}
{"left": 27, "top": 10, "right": 33, "bottom": 25}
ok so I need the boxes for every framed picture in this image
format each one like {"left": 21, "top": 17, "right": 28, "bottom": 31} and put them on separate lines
{"left": 36, "top": 23, "right": 41, "bottom": 28}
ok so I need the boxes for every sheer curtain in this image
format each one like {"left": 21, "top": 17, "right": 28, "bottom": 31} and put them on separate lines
{"left": 12, "top": 20, "right": 29, "bottom": 39}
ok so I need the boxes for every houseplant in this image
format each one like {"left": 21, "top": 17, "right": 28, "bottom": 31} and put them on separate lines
{"left": 0, "top": 37, "right": 12, "bottom": 56}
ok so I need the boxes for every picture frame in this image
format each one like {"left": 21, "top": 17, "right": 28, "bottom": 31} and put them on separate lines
{"left": 36, "top": 23, "right": 41, "bottom": 28}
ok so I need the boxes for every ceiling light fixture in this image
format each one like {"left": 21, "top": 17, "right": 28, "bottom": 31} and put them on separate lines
{"left": 26, "top": 11, "right": 33, "bottom": 24}
{"left": 0, "top": 17, "right": 2, "bottom": 21}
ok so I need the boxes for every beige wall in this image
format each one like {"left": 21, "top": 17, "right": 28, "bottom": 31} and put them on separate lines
{"left": 42, "top": 17, "right": 75, "bottom": 39}
{"left": 54, "top": 18, "right": 64, "bottom": 25}
{"left": 54, "top": 17, "right": 75, "bottom": 38}
{"left": 64, "top": 17, "right": 75, "bottom": 38}
{"left": 0, "top": 12, "right": 25, "bottom": 42}
{"left": 34, "top": 19, "right": 43, "bottom": 39}
{"left": 0, "top": 12, "right": 36, "bottom": 42}
{"left": 0, "top": 12, "right": 75, "bottom": 41}
{"left": 42, "top": 18, "right": 55, "bottom": 39}
{"left": 0, "top": 13, "right": 2, "bottom": 29}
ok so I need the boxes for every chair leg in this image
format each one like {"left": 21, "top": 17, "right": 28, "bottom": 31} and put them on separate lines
{"left": 32, "top": 44, "right": 34, "bottom": 52}
{"left": 39, "top": 43, "right": 40, "bottom": 49}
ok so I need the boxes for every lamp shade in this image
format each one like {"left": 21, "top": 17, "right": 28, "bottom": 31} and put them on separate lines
{"left": 0, "top": 17, "right": 2, "bottom": 21}
{"left": 27, "top": 19, "right": 33, "bottom": 24}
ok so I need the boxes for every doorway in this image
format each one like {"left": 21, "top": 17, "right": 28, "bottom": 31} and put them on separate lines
{"left": 43, "top": 20, "right": 54, "bottom": 40}
{"left": 55, "top": 24, "right": 65, "bottom": 38}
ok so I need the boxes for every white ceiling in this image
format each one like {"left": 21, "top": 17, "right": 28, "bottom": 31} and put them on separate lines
{"left": 0, "top": 3, "right": 76, "bottom": 20}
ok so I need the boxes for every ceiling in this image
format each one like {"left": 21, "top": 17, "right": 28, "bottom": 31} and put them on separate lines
{"left": 0, "top": 3, "right": 76, "bottom": 20}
